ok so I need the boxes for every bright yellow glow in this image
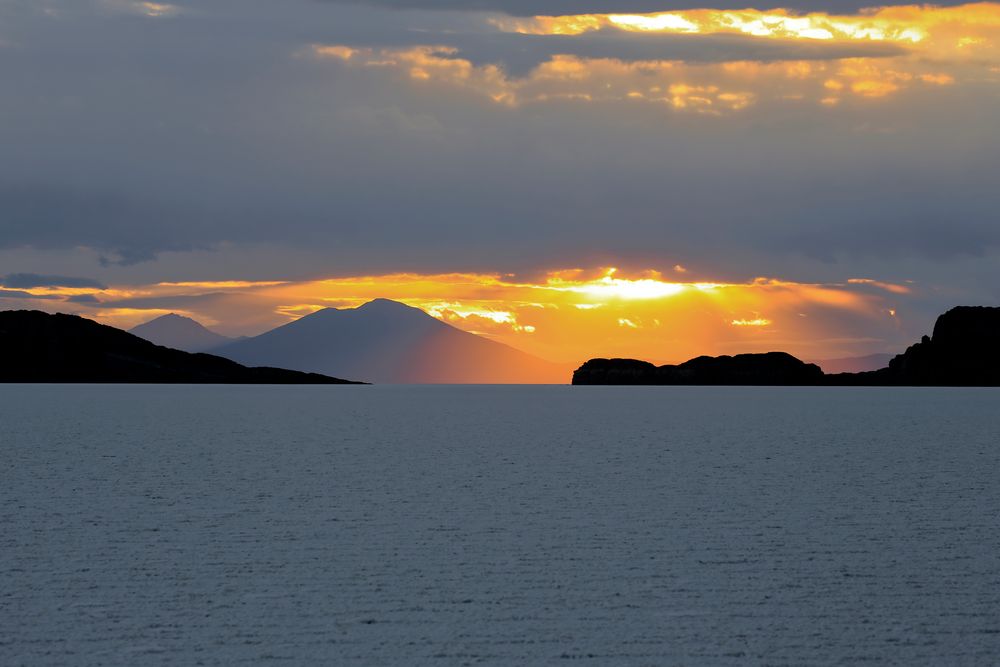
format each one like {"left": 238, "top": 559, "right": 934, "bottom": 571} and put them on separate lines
{"left": 495, "top": 4, "right": 1000, "bottom": 46}
{"left": 546, "top": 268, "right": 688, "bottom": 300}
{"left": 731, "top": 318, "right": 772, "bottom": 327}
{"left": 610, "top": 13, "right": 700, "bottom": 33}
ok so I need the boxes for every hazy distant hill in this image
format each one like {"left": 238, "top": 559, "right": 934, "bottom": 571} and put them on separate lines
{"left": 130, "top": 313, "right": 234, "bottom": 353}
{"left": 0, "top": 310, "right": 359, "bottom": 384}
{"left": 213, "top": 299, "right": 565, "bottom": 384}
{"left": 811, "top": 353, "right": 893, "bottom": 375}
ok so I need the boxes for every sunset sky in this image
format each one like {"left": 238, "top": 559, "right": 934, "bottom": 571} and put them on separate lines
{"left": 2, "top": 0, "right": 998, "bottom": 365}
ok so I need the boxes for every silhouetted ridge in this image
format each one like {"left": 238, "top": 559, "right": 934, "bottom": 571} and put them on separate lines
{"left": 574, "top": 306, "right": 1000, "bottom": 386}
{"left": 0, "top": 310, "right": 362, "bottom": 384}
{"left": 574, "top": 352, "right": 823, "bottom": 385}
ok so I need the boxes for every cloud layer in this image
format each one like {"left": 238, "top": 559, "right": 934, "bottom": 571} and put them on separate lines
{"left": 319, "top": 0, "right": 973, "bottom": 17}
{"left": 1, "top": 0, "right": 998, "bottom": 357}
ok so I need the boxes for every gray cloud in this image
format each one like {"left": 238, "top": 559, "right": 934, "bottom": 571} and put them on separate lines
{"left": 0, "top": 289, "right": 63, "bottom": 300}
{"left": 98, "top": 292, "right": 249, "bottom": 310}
{"left": 1, "top": 273, "right": 107, "bottom": 290}
{"left": 316, "top": 0, "right": 969, "bottom": 17}
{"left": 66, "top": 294, "right": 103, "bottom": 304}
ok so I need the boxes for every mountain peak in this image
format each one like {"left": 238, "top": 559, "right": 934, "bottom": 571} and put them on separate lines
{"left": 143, "top": 313, "right": 197, "bottom": 325}
{"left": 130, "top": 313, "right": 233, "bottom": 353}
{"left": 356, "top": 298, "right": 421, "bottom": 313}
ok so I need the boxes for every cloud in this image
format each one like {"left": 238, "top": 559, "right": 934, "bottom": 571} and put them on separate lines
{"left": 317, "top": 0, "right": 971, "bottom": 18}
{"left": 1, "top": 273, "right": 107, "bottom": 289}
{"left": 421, "top": 30, "right": 906, "bottom": 77}
{"left": 0, "top": 0, "right": 998, "bottom": 317}
{"left": 66, "top": 294, "right": 103, "bottom": 304}
{"left": 0, "top": 185, "right": 204, "bottom": 264}
{"left": 0, "top": 289, "right": 63, "bottom": 300}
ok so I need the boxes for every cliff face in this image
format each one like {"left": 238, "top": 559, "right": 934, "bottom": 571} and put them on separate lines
{"left": 883, "top": 306, "right": 1000, "bottom": 386}
{"left": 0, "top": 310, "right": 362, "bottom": 384}
{"left": 573, "top": 352, "right": 824, "bottom": 386}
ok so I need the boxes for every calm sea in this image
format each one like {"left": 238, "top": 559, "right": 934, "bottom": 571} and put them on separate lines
{"left": 2, "top": 385, "right": 999, "bottom": 665}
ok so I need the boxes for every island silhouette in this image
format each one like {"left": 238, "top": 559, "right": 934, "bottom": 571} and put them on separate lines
{"left": 573, "top": 306, "right": 1000, "bottom": 386}
{"left": 0, "top": 310, "right": 362, "bottom": 384}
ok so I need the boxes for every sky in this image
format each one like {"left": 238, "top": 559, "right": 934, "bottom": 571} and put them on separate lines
{"left": 1, "top": 0, "right": 998, "bottom": 365}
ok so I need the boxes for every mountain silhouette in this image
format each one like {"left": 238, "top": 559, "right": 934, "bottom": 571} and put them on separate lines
{"left": 574, "top": 306, "right": 1000, "bottom": 386}
{"left": 0, "top": 310, "right": 361, "bottom": 383}
{"left": 130, "top": 313, "right": 234, "bottom": 352}
{"left": 213, "top": 298, "right": 565, "bottom": 383}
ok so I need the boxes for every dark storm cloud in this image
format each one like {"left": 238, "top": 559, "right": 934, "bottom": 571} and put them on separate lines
{"left": 1, "top": 273, "right": 107, "bottom": 290}
{"left": 316, "top": 0, "right": 969, "bottom": 16}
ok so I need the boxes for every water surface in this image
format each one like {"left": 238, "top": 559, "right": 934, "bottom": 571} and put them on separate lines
{"left": 2, "top": 385, "right": 999, "bottom": 665}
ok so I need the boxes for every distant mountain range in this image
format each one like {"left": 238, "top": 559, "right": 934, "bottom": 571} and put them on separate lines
{"left": 574, "top": 306, "right": 1000, "bottom": 386}
{"left": 810, "top": 353, "right": 893, "bottom": 375}
{"left": 130, "top": 313, "right": 235, "bottom": 353}
{"left": 0, "top": 310, "right": 359, "bottom": 384}
{"left": 213, "top": 298, "right": 565, "bottom": 384}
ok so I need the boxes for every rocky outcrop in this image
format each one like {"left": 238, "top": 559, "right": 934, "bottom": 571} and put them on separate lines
{"left": 573, "top": 352, "right": 824, "bottom": 385}
{"left": 862, "top": 306, "right": 1000, "bottom": 386}
{"left": 0, "top": 310, "right": 363, "bottom": 384}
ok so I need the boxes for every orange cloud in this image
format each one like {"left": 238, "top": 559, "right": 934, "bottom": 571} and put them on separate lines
{"left": 494, "top": 3, "right": 999, "bottom": 52}
{"left": 312, "top": 3, "right": 1000, "bottom": 111}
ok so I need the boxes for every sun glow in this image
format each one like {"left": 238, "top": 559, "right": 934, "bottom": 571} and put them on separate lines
{"left": 546, "top": 268, "right": 688, "bottom": 300}
{"left": 28, "top": 266, "right": 910, "bottom": 367}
